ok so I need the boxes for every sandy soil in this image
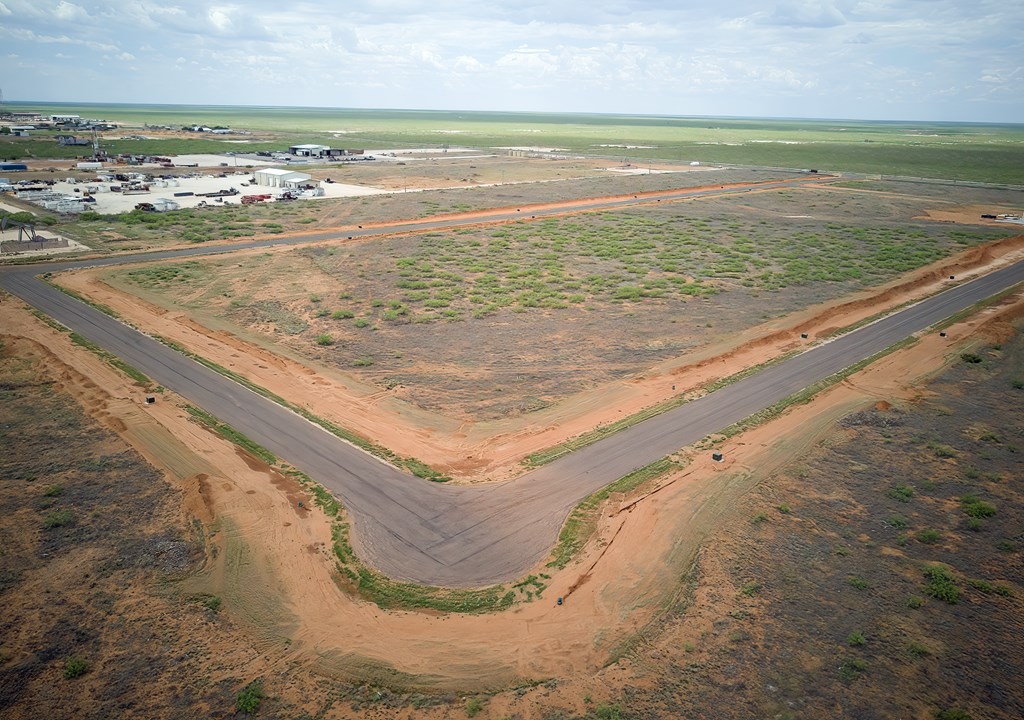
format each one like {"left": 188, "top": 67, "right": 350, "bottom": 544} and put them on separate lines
{"left": 915, "top": 203, "right": 1024, "bottom": 226}
{"left": 57, "top": 233, "right": 1024, "bottom": 483}
{"left": 6, "top": 257, "right": 1023, "bottom": 699}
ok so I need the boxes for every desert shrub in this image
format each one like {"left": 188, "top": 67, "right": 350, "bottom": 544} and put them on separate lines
{"left": 316, "top": 334, "right": 334, "bottom": 346}
{"left": 961, "top": 495, "right": 996, "bottom": 518}
{"left": 236, "top": 680, "right": 264, "bottom": 714}
{"left": 595, "top": 704, "right": 624, "bottom": 720}
{"left": 924, "top": 565, "right": 960, "bottom": 604}
{"left": 465, "top": 697, "right": 485, "bottom": 717}
{"left": 887, "top": 485, "right": 914, "bottom": 502}
{"left": 63, "top": 656, "right": 89, "bottom": 679}
{"left": 839, "top": 657, "right": 868, "bottom": 682}
{"left": 887, "top": 514, "right": 908, "bottom": 529}
{"left": 43, "top": 509, "right": 73, "bottom": 528}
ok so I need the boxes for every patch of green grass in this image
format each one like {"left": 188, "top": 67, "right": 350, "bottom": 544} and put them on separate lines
{"left": 193, "top": 594, "right": 222, "bottom": 613}
{"left": 63, "top": 656, "right": 90, "bottom": 679}
{"left": 848, "top": 576, "right": 870, "bottom": 590}
{"left": 887, "top": 514, "right": 908, "bottom": 529}
{"left": 316, "top": 333, "right": 334, "bottom": 346}
{"left": 594, "top": 704, "right": 624, "bottom": 720}
{"left": 740, "top": 582, "right": 761, "bottom": 597}
{"left": 967, "top": 579, "right": 994, "bottom": 594}
{"left": 43, "top": 484, "right": 64, "bottom": 498}
{"left": 886, "top": 485, "right": 915, "bottom": 502}
{"left": 907, "top": 641, "right": 931, "bottom": 657}
{"left": 907, "top": 595, "right": 925, "bottom": 609}
{"left": 960, "top": 352, "right": 983, "bottom": 364}
{"left": 67, "top": 333, "right": 152, "bottom": 386}
{"left": 43, "top": 509, "right": 74, "bottom": 529}
{"left": 184, "top": 405, "right": 277, "bottom": 466}
{"left": 923, "top": 565, "right": 960, "bottom": 604}
{"left": 916, "top": 528, "right": 942, "bottom": 544}
{"left": 465, "top": 697, "right": 485, "bottom": 717}
{"left": 847, "top": 631, "right": 866, "bottom": 647}
{"left": 547, "top": 458, "right": 676, "bottom": 570}
{"left": 960, "top": 494, "right": 996, "bottom": 518}
{"left": 235, "top": 679, "right": 265, "bottom": 714}
{"left": 838, "top": 657, "right": 868, "bottom": 683}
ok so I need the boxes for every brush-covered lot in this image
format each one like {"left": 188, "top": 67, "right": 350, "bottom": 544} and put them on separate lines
{"left": 102, "top": 179, "right": 1011, "bottom": 420}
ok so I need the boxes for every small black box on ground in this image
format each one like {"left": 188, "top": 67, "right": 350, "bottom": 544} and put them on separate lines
{"left": 712, "top": 452, "right": 724, "bottom": 462}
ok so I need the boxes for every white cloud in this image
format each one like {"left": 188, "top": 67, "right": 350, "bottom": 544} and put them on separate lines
{"left": 54, "top": 1, "right": 87, "bottom": 21}
{"left": 762, "top": 1, "right": 847, "bottom": 28}
{"left": 0, "top": 0, "right": 1018, "bottom": 121}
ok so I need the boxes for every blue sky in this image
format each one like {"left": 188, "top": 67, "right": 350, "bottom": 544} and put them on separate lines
{"left": 1, "top": 0, "right": 1021, "bottom": 122}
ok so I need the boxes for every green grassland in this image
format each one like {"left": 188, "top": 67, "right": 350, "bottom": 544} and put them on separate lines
{"left": 5, "top": 102, "right": 1024, "bottom": 184}
{"left": 224, "top": 209, "right": 1004, "bottom": 326}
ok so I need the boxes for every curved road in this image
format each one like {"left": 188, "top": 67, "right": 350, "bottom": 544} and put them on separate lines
{"left": 2, "top": 184, "right": 1022, "bottom": 586}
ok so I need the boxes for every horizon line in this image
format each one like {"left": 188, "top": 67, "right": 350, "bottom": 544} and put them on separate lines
{"left": 3, "top": 99, "right": 1021, "bottom": 128}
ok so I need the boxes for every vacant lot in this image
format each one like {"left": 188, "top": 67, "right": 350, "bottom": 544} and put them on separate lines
{"left": 611, "top": 326, "right": 1024, "bottom": 720}
{"left": 0, "top": 339, "right": 237, "bottom": 719}
{"left": 105, "top": 182, "right": 1008, "bottom": 419}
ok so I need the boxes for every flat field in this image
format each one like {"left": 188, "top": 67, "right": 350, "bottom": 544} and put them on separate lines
{"left": 101, "top": 178, "right": 1012, "bottom": 420}
{"left": 6, "top": 103, "right": 1024, "bottom": 183}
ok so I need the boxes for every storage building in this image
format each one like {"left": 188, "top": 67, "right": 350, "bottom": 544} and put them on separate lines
{"left": 288, "top": 144, "right": 331, "bottom": 157}
{"left": 254, "top": 168, "right": 313, "bottom": 188}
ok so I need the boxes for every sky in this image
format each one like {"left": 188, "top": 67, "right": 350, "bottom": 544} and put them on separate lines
{"left": 1, "top": 0, "right": 1021, "bottom": 123}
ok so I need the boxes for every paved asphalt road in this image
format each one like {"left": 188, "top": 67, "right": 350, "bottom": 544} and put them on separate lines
{"left": 3, "top": 183, "right": 1022, "bottom": 586}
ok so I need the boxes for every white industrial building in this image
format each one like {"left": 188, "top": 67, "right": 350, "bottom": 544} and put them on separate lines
{"left": 254, "top": 168, "right": 313, "bottom": 188}
{"left": 289, "top": 144, "right": 331, "bottom": 157}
